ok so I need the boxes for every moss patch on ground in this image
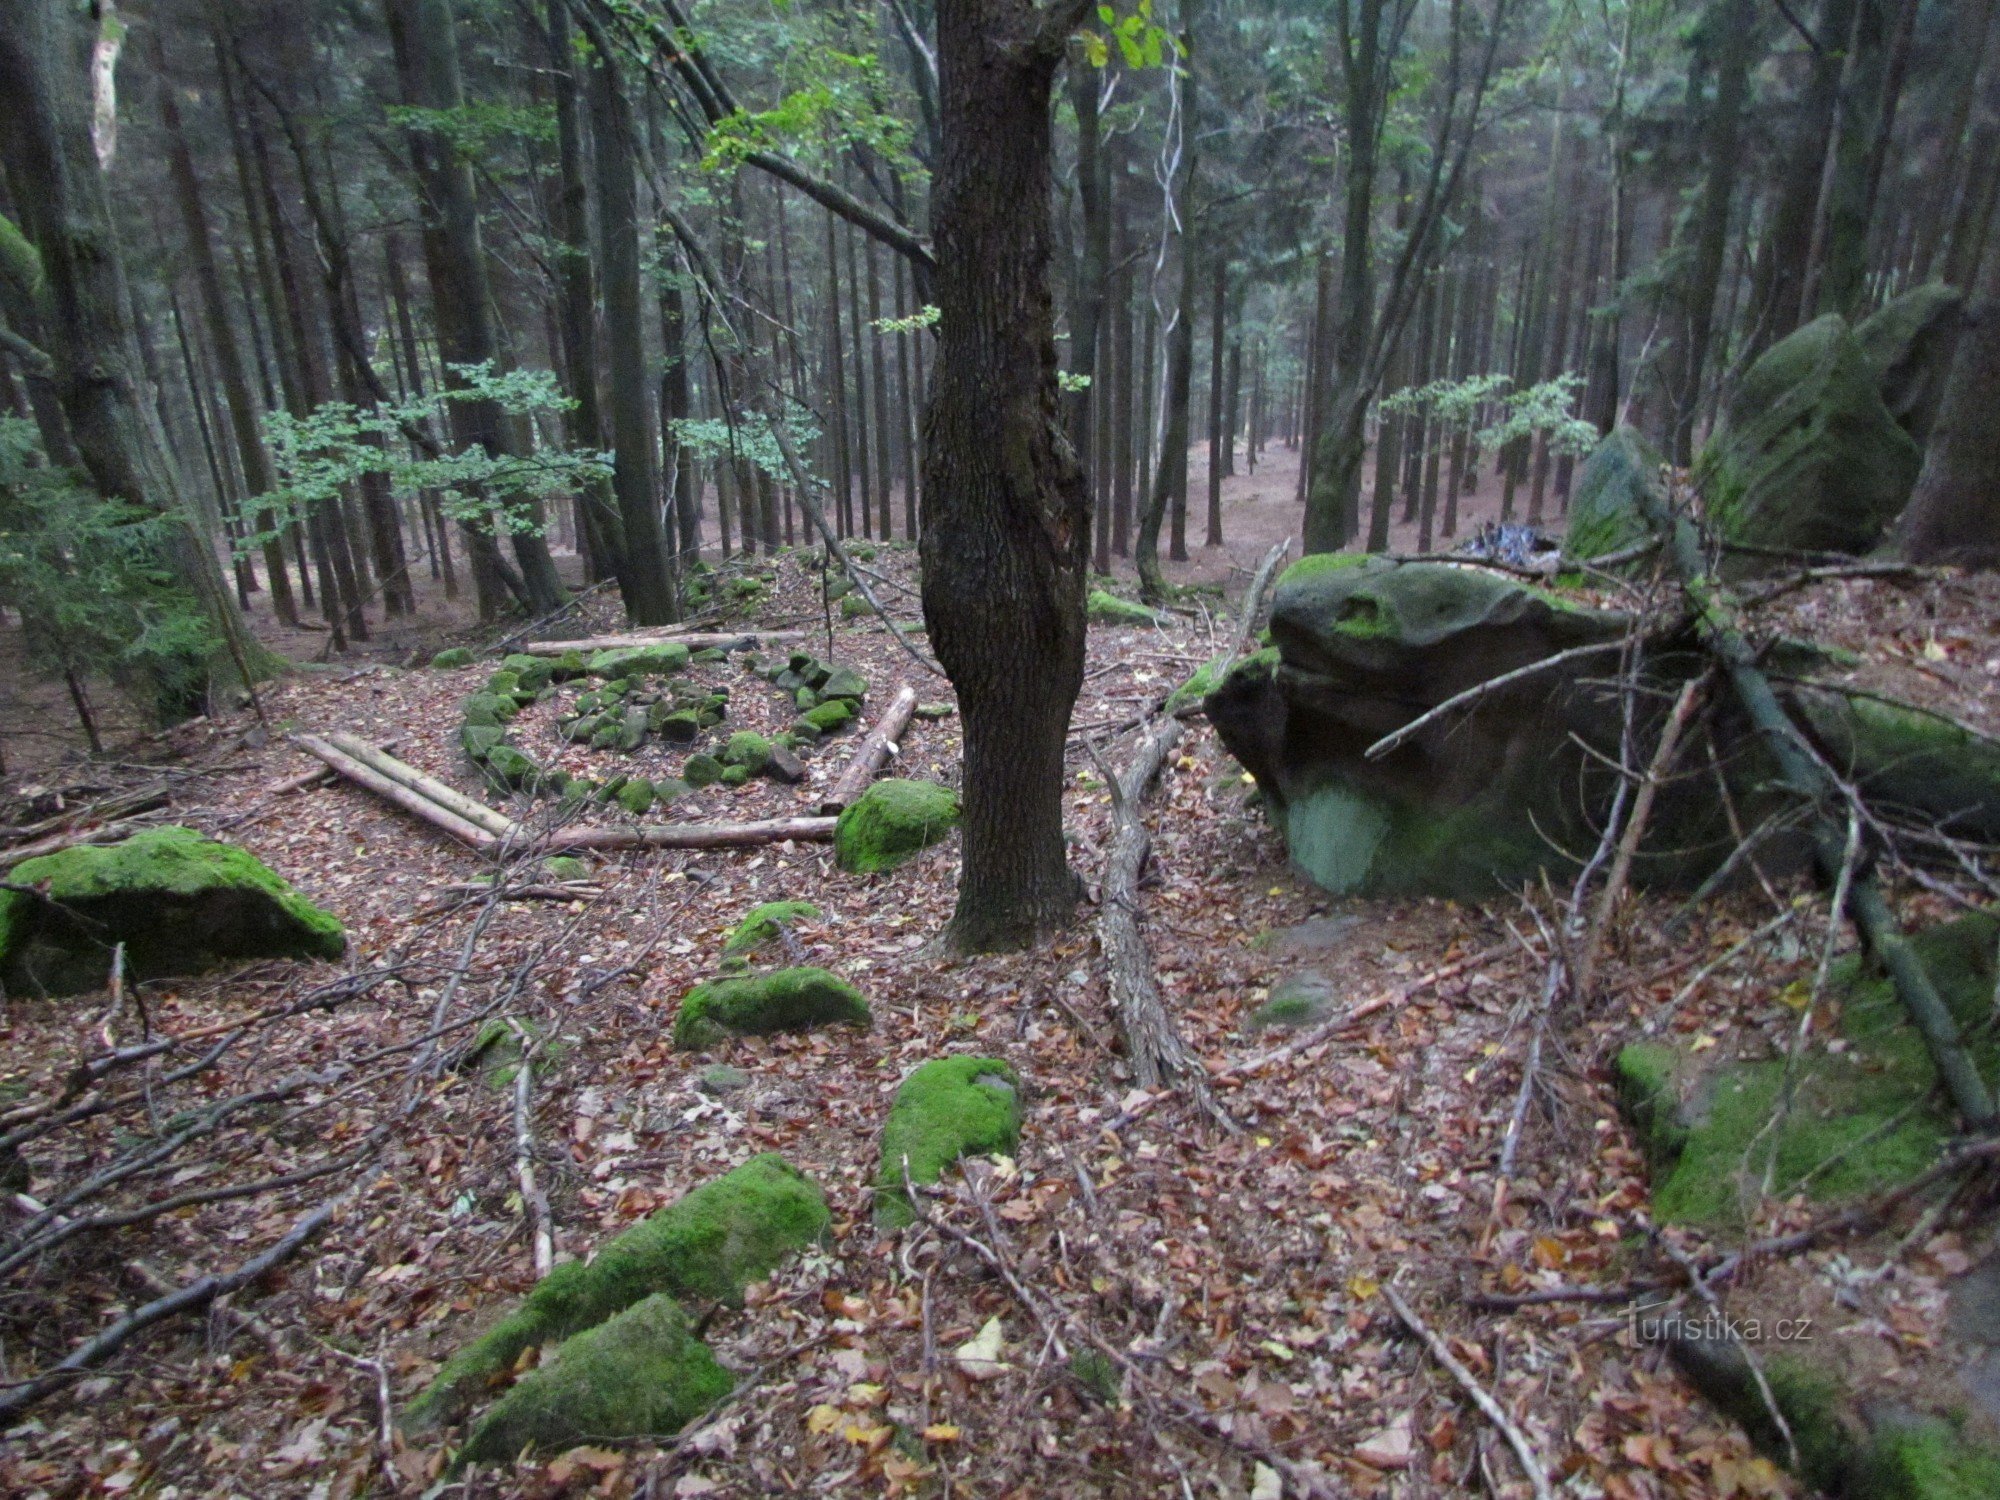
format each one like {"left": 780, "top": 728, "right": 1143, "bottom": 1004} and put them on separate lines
{"left": 834, "top": 778, "right": 960, "bottom": 874}
{"left": 1086, "top": 589, "right": 1167, "bottom": 626}
{"left": 876, "top": 1056, "right": 1024, "bottom": 1227}
{"left": 1618, "top": 911, "right": 1999, "bottom": 1229}
{"left": 404, "top": 1154, "right": 825, "bottom": 1434}
{"left": 0, "top": 827, "right": 345, "bottom": 996}
{"left": 673, "top": 966, "right": 870, "bottom": 1049}
{"left": 454, "top": 1293, "right": 731, "bottom": 1465}
{"left": 723, "top": 901, "right": 821, "bottom": 956}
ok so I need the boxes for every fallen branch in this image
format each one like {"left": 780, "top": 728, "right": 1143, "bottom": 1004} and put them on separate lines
{"left": 1636, "top": 484, "right": 1997, "bottom": 1128}
{"left": 1383, "top": 1283, "right": 1554, "bottom": 1500}
{"left": 540, "top": 816, "right": 837, "bottom": 851}
{"left": 519, "top": 629, "right": 804, "bottom": 656}
{"left": 293, "top": 734, "right": 501, "bottom": 851}
{"left": 819, "top": 683, "right": 919, "bottom": 814}
{"left": 509, "top": 1020, "right": 554, "bottom": 1277}
{"left": 0, "top": 1197, "right": 335, "bottom": 1422}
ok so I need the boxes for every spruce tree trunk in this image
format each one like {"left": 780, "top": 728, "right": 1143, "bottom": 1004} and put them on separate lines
{"left": 921, "top": 0, "right": 1096, "bottom": 953}
{"left": 0, "top": 0, "right": 271, "bottom": 713}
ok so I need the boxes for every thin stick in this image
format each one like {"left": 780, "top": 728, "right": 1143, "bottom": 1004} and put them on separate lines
{"left": 1383, "top": 1284, "right": 1554, "bottom": 1500}
{"left": 1363, "top": 640, "right": 1628, "bottom": 761}
{"left": 540, "top": 816, "right": 837, "bottom": 851}
{"left": 510, "top": 1020, "right": 554, "bottom": 1277}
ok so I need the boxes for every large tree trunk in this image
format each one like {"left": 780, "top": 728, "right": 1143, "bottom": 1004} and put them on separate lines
{"left": 1894, "top": 241, "right": 2000, "bottom": 565}
{"left": 920, "top": 0, "right": 1094, "bottom": 953}
{"left": 0, "top": 0, "right": 271, "bottom": 715}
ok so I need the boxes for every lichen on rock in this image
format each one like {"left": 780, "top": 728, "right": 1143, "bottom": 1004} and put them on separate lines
{"left": 875, "top": 1056, "right": 1023, "bottom": 1227}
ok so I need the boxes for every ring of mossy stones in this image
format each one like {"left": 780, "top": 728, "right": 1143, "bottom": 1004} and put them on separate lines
{"left": 448, "top": 642, "right": 868, "bottom": 811}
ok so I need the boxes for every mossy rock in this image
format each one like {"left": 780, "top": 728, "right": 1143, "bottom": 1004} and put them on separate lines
{"left": 550, "top": 650, "right": 590, "bottom": 680}
{"left": 460, "top": 724, "right": 506, "bottom": 762}
{"left": 1854, "top": 282, "right": 1965, "bottom": 446}
{"left": 790, "top": 718, "right": 822, "bottom": 743}
{"left": 825, "top": 575, "right": 854, "bottom": 601}
{"left": 876, "top": 1056, "right": 1023, "bottom": 1227}
{"left": 1620, "top": 911, "right": 1999, "bottom": 1229}
{"left": 684, "top": 753, "right": 724, "bottom": 787}
{"left": 722, "top": 731, "right": 772, "bottom": 772}
{"left": 1167, "top": 648, "right": 1279, "bottom": 714}
{"left": 1248, "top": 970, "right": 1338, "bottom": 1029}
{"left": 460, "top": 692, "right": 519, "bottom": 728}
{"left": 500, "top": 654, "right": 555, "bottom": 692}
{"left": 652, "top": 777, "right": 691, "bottom": 806}
{"left": 819, "top": 667, "right": 867, "bottom": 702}
{"left": 406, "top": 1154, "right": 825, "bottom": 1436}
{"left": 588, "top": 643, "right": 690, "bottom": 678}
{"left": 839, "top": 593, "right": 873, "bottom": 619}
{"left": 589, "top": 724, "right": 622, "bottom": 750}
{"left": 430, "top": 647, "right": 475, "bottom": 669}
{"left": 834, "top": 779, "right": 960, "bottom": 874}
{"left": 485, "top": 668, "right": 522, "bottom": 698}
{"left": 613, "top": 779, "right": 655, "bottom": 817}
{"left": 0, "top": 827, "right": 345, "bottom": 996}
{"left": 719, "top": 764, "right": 752, "bottom": 787}
{"left": 543, "top": 856, "right": 590, "bottom": 882}
{"left": 673, "top": 966, "right": 870, "bottom": 1049}
{"left": 795, "top": 687, "right": 820, "bottom": 712}
{"left": 728, "top": 577, "right": 764, "bottom": 599}
{"left": 454, "top": 1293, "right": 730, "bottom": 1466}
{"left": 655, "top": 708, "right": 701, "bottom": 742}
{"left": 1087, "top": 588, "right": 1166, "bottom": 626}
{"left": 802, "top": 699, "right": 856, "bottom": 734}
{"left": 483, "top": 744, "right": 546, "bottom": 792}
{"left": 1565, "top": 427, "right": 1665, "bottom": 562}
{"left": 723, "top": 900, "right": 821, "bottom": 956}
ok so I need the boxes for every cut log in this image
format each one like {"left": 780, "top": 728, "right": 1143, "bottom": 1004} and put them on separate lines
{"left": 519, "top": 630, "right": 805, "bottom": 656}
{"left": 263, "top": 740, "right": 398, "bottom": 799}
{"left": 323, "top": 732, "right": 515, "bottom": 839}
{"left": 819, "top": 682, "right": 919, "bottom": 813}
{"left": 293, "top": 734, "right": 503, "bottom": 851}
{"left": 541, "top": 816, "right": 838, "bottom": 851}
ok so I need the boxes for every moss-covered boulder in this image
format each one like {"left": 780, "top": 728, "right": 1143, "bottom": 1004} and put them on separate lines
{"left": 1168, "top": 648, "right": 1278, "bottom": 714}
{"left": 406, "top": 1154, "right": 825, "bottom": 1435}
{"left": 819, "top": 667, "right": 867, "bottom": 702}
{"left": 587, "top": 642, "right": 690, "bottom": 678}
{"left": 1618, "top": 912, "right": 1999, "bottom": 1229}
{"left": 482, "top": 744, "right": 545, "bottom": 792}
{"left": 1087, "top": 588, "right": 1166, "bottom": 626}
{"left": 613, "top": 778, "right": 655, "bottom": 817}
{"left": 802, "top": 699, "right": 856, "bottom": 735}
{"left": 1698, "top": 314, "right": 1921, "bottom": 559}
{"left": 1665, "top": 1329, "right": 2000, "bottom": 1500}
{"left": 876, "top": 1056, "right": 1023, "bottom": 1227}
{"left": 1206, "top": 557, "right": 1651, "bottom": 898}
{"left": 840, "top": 593, "right": 872, "bottom": 618}
{"left": 460, "top": 691, "right": 519, "bottom": 728}
{"left": 453, "top": 1293, "right": 731, "bottom": 1465}
{"left": 683, "top": 753, "right": 724, "bottom": 787}
{"left": 459, "top": 724, "right": 505, "bottom": 762}
{"left": 673, "top": 966, "right": 870, "bottom": 1049}
{"left": 834, "top": 779, "right": 960, "bottom": 874}
{"left": 0, "top": 827, "right": 345, "bottom": 995}
{"left": 499, "top": 653, "right": 555, "bottom": 692}
{"left": 723, "top": 900, "right": 821, "bottom": 956}
{"left": 1564, "top": 426, "right": 1664, "bottom": 562}
{"left": 430, "top": 646, "right": 475, "bottom": 669}
{"left": 722, "top": 731, "right": 772, "bottom": 773}
{"left": 1855, "top": 282, "right": 1965, "bottom": 446}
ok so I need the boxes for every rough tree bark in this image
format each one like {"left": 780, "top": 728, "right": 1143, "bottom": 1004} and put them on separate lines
{"left": 920, "top": 0, "right": 1097, "bottom": 952}
{"left": 1894, "top": 238, "right": 2000, "bottom": 566}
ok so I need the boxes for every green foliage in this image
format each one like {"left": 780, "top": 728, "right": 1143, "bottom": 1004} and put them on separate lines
{"left": 384, "top": 100, "right": 557, "bottom": 152}
{"left": 1383, "top": 370, "right": 1600, "bottom": 459}
{"left": 669, "top": 401, "right": 820, "bottom": 487}
{"left": 873, "top": 303, "right": 940, "bottom": 335}
{"left": 0, "top": 418, "right": 220, "bottom": 715}
{"left": 1080, "top": 0, "right": 1177, "bottom": 69}
{"left": 242, "top": 363, "right": 604, "bottom": 553}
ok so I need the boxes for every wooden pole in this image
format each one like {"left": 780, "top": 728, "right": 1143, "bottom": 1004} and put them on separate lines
{"left": 818, "top": 683, "right": 919, "bottom": 814}
{"left": 293, "top": 734, "right": 503, "bottom": 851}
{"left": 323, "top": 733, "right": 516, "bottom": 838}
{"left": 542, "top": 817, "right": 837, "bottom": 851}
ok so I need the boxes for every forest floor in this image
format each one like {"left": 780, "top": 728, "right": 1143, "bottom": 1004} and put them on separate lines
{"left": 4, "top": 464, "right": 2000, "bottom": 1499}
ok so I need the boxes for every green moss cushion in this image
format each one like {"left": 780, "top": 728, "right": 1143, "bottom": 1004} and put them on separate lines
{"left": 673, "top": 966, "right": 870, "bottom": 1049}
{"left": 1087, "top": 588, "right": 1166, "bottom": 626}
{"left": 723, "top": 901, "right": 821, "bottom": 956}
{"left": 430, "top": 646, "right": 474, "bottom": 669}
{"left": 405, "top": 1154, "right": 826, "bottom": 1434}
{"left": 587, "top": 643, "right": 690, "bottom": 677}
{"left": 834, "top": 779, "right": 961, "bottom": 873}
{"left": 876, "top": 1056, "right": 1024, "bottom": 1227}
{"left": 454, "top": 1293, "right": 732, "bottom": 1465}
{"left": 0, "top": 826, "right": 345, "bottom": 996}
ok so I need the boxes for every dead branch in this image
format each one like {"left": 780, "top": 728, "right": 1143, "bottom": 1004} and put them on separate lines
{"left": 1363, "top": 640, "right": 1630, "bottom": 762}
{"left": 519, "top": 629, "right": 805, "bottom": 655}
{"left": 1635, "top": 483, "right": 1997, "bottom": 1128}
{"left": 1383, "top": 1283, "right": 1554, "bottom": 1500}
{"left": 0, "top": 1196, "right": 336, "bottom": 1422}
{"left": 509, "top": 1020, "right": 554, "bottom": 1277}
{"left": 819, "top": 682, "right": 919, "bottom": 814}
{"left": 540, "top": 816, "right": 837, "bottom": 851}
